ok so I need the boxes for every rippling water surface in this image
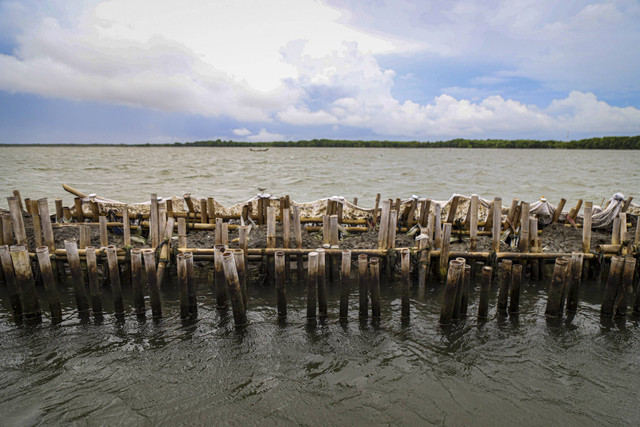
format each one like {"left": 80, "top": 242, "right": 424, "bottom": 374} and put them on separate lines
{"left": 1, "top": 146, "right": 639, "bottom": 424}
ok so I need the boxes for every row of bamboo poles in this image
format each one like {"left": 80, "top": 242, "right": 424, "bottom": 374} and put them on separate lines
{"left": 1, "top": 189, "right": 639, "bottom": 327}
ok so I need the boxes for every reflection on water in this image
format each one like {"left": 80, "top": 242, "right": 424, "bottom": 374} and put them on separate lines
{"left": 0, "top": 274, "right": 639, "bottom": 424}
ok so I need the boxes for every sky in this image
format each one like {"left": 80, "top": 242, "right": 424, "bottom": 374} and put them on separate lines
{"left": 0, "top": 0, "right": 639, "bottom": 144}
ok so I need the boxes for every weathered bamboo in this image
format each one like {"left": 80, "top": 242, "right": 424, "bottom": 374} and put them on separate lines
{"left": 35, "top": 247, "right": 62, "bottom": 321}
{"left": 377, "top": 200, "right": 390, "bottom": 250}
{"left": 518, "top": 203, "right": 530, "bottom": 253}
{"left": 292, "top": 206, "right": 304, "bottom": 283}
{"left": 149, "top": 194, "right": 159, "bottom": 248}
{"left": 461, "top": 264, "right": 471, "bottom": 316}
{"left": 611, "top": 216, "right": 620, "bottom": 245}
{"left": 63, "top": 207, "right": 71, "bottom": 222}
{"left": 1, "top": 213, "right": 13, "bottom": 246}
{"left": 619, "top": 212, "right": 628, "bottom": 244}
{"left": 440, "top": 260, "right": 463, "bottom": 325}
{"left": 373, "top": 193, "right": 381, "bottom": 225}
{"left": 509, "top": 263, "right": 522, "bottom": 315}
{"left": 582, "top": 202, "right": 592, "bottom": 253}
{"left": 551, "top": 198, "right": 566, "bottom": 223}
{"left": 368, "top": 257, "right": 380, "bottom": 320}
{"left": 142, "top": 249, "right": 162, "bottom": 318}
{"left": 207, "top": 198, "right": 216, "bottom": 224}
{"left": 469, "top": 194, "right": 479, "bottom": 251}
{"left": 492, "top": 197, "right": 502, "bottom": 252}
{"left": 427, "top": 213, "right": 435, "bottom": 242}
{"left": 452, "top": 257, "right": 465, "bottom": 319}
{"left": 446, "top": 195, "right": 459, "bottom": 224}
{"left": 329, "top": 215, "right": 339, "bottom": 246}
{"left": 130, "top": 248, "right": 145, "bottom": 317}
{"left": 484, "top": 201, "right": 494, "bottom": 231}
{"left": 417, "top": 236, "right": 430, "bottom": 288}
{"left": 106, "top": 245, "right": 124, "bottom": 315}
{"left": 568, "top": 199, "right": 583, "bottom": 222}
{"left": 434, "top": 204, "right": 442, "bottom": 249}
{"left": 388, "top": 210, "right": 398, "bottom": 249}
{"left": 601, "top": 255, "right": 625, "bottom": 317}
{"left": 614, "top": 256, "right": 636, "bottom": 317}
{"left": 419, "top": 198, "right": 431, "bottom": 227}
{"left": 307, "top": 251, "right": 318, "bottom": 319}
{"left": 0, "top": 245, "right": 22, "bottom": 316}
{"left": 97, "top": 215, "right": 108, "bottom": 247}
{"left": 177, "top": 253, "right": 190, "bottom": 319}
{"left": 54, "top": 198, "right": 64, "bottom": 222}
{"left": 358, "top": 254, "right": 368, "bottom": 318}
{"left": 12, "top": 190, "right": 24, "bottom": 212}
{"left": 275, "top": 251, "right": 286, "bottom": 318}
{"left": 497, "top": 260, "right": 512, "bottom": 315}
{"left": 29, "top": 200, "right": 43, "bottom": 249}
{"left": 214, "top": 244, "right": 228, "bottom": 309}
{"left": 199, "top": 199, "right": 208, "bottom": 224}
{"left": 439, "top": 223, "right": 452, "bottom": 279}
{"left": 10, "top": 245, "right": 41, "bottom": 319}
{"left": 85, "top": 246, "right": 103, "bottom": 315}
{"left": 232, "top": 249, "right": 247, "bottom": 311}
{"left": 283, "top": 208, "right": 291, "bottom": 249}
{"left": 321, "top": 215, "right": 330, "bottom": 246}
{"left": 565, "top": 252, "right": 584, "bottom": 314}
{"left": 636, "top": 217, "right": 640, "bottom": 245}
{"left": 65, "top": 240, "right": 90, "bottom": 315}
{"left": 74, "top": 197, "right": 85, "bottom": 222}
{"left": 401, "top": 248, "right": 411, "bottom": 320}
{"left": 478, "top": 266, "right": 492, "bottom": 319}
{"left": 178, "top": 217, "right": 187, "bottom": 248}
{"left": 37, "top": 199, "right": 55, "bottom": 251}
{"left": 7, "top": 197, "right": 27, "bottom": 247}
{"left": 267, "top": 207, "right": 277, "bottom": 248}
{"left": 504, "top": 198, "right": 519, "bottom": 232}
{"left": 545, "top": 257, "right": 570, "bottom": 318}
{"left": 184, "top": 252, "right": 196, "bottom": 317}
{"left": 238, "top": 226, "right": 249, "bottom": 274}
{"left": 156, "top": 216, "right": 175, "bottom": 285}
{"left": 78, "top": 225, "right": 91, "bottom": 248}
{"left": 317, "top": 248, "right": 327, "bottom": 319}
{"left": 406, "top": 199, "right": 417, "bottom": 227}
{"left": 340, "top": 249, "right": 351, "bottom": 321}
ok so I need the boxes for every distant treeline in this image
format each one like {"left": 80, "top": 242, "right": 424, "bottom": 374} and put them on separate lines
{"left": 177, "top": 135, "right": 640, "bottom": 149}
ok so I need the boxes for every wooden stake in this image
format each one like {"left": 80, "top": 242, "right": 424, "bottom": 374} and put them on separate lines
{"left": 78, "top": 225, "right": 91, "bottom": 249}
{"left": 373, "top": 193, "right": 381, "bottom": 226}
{"left": 214, "top": 244, "right": 228, "bottom": 309}
{"left": 477, "top": 266, "right": 492, "bottom": 319}
{"left": 469, "top": 194, "right": 479, "bottom": 251}
{"left": 99, "top": 215, "right": 109, "bottom": 247}
{"left": 9, "top": 245, "right": 41, "bottom": 320}
{"left": 370, "top": 257, "right": 381, "bottom": 320}
{"left": 275, "top": 250, "right": 286, "bottom": 318}
{"left": 177, "top": 253, "right": 190, "bottom": 319}
{"left": 497, "top": 260, "right": 512, "bottom": 315}
{"left": 30, "top": 200, "right": 43, "bottom": 248}
{"left": 377, "top": 200, "right": 390, "bottom": 250}
{"left": 419, "top": 198, "right": 431, "bottom": 227}
{"left": 446, "top": 195, "right": 459, "bottom": 224}
{"left": 439, "top": 223, "right": 452, "bottom": 279}
{"left": 417, "top": 236, "right": 430, "bottom": 288}
{"left": 401, "top": 248, "right": 411, "bottom": 320}
{"left": 65, "top": 240, "right": 90, "bottom": 315}
{"left": 55, "top": 199, "right": 64, "bottom": 222}
{"left": 74, "top": 197, "right": 85, "bottom": 222}
{"left": 200, "top": 199, "right": 208, "bottom": 224}
{"left": 38, "top": 199, "right": 55, "bottom": 252}
{"left": 1, "top": 213, "right": 13, "bottom": 246}
{"left": 150, "top": 194, "right": 159, "bottom": 249}
{"left": 491, "top": 197, "right": 502, "bottom": 252}
{"left": 551, "top": 198, "right": 566, "bottom": 223}
{"left": 7, "top": 197, "right": 27, "bottom": 247}
{"left": 340, "top": 249, "right": 351, "bottom": 321}
{"left": 452, "top": 257, "right": 465, "bottom": 319}
{"left": 509, "top": 263, "right": 522, "bottom": 314}
{"left": 184, "top": 252, "right": 196, "bottom": 317}
{"left": 518, "top": 202, "right": 530, "bottom": 253}
{"left": 106, "top": 245, "right": 124, "bottom": 315}
{"left": 434, "top": 203, "right": 442, "bottom": 249}
{"left": 566, "top": 252, "right": 584, "bottom": 313}
{"left": 232, "top": 249, "right": 247, "bottom": 310}
{"left": 307, "top": 251, "right": 318, "bottom": 320}
{"left": 143, "top": 249, "right": 162, "bottom": 318}
{"left": 0, "top": 245, "right": 22, "bottom": 317}
{"left": 388, "top": 210, "right": 398, "bottom": 249}
{"left": 317, "top": 248, "right": 327, "bottom": 319}
{"left": 440, "top": 260, "right": 463, "bottom": 325}
{"left": 545, "top": 257, "right": 570, "bottom": 318}
{"left": 611, "top": 216, "right": 620, "bottom": 245}
{"left": 461, "top": 263, "right": 471, "bottom": 315}
{"left": 178, "top": 217, "right": 187, "bottom": 248}
{"left": 85, "top": 246, "right": 103, "bottom": 315}
{"left": 601, "top": 255, "right": 625, "bottom": 317}
{"left": 582, "top": 202, "right": 592, "bottom": 253}
{"left": 35, "top": 246, "right": 62, "bottom": 321}
{"left": 358, "top": 254, "right": 368, "bottom": 319}
{"left": 267, "top": 207, "right": 277, "bottom": 248}
{"left": 130, "top": 248, "right": 145, "bottom": 317}
{"left": 614, "top": 256, "right": 636, "bottom": 317}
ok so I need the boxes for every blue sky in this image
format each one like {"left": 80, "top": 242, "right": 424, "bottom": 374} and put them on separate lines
{"left": 0, "top": 0, "right": 639, "bottom": 143}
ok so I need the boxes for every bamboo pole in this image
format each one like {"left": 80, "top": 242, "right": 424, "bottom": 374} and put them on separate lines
{"left": 307, "top": 251, "right": 318, "bottom": 320}
{"left": 505, "top": 199, "right": 519, "bottom": 231}
{"left": 99, "top": 215, "right": 109, "bottom": 247}
{"left": 358, "top": 254, "right": 368, "bottom": 319}
{"left": 156, "top": 216, "right": 175, "bottom": 285}
{"left": 452, "top": 257, "right": 465, "bottom": 319}
{"left": 214, "top": 244, "right": 228, "bottom": 309}
{"left": 65, "top": 240, "right": 90, "bottom": 315}
{"left": 29, "top": 200, "right": 43, "bottom": 248}
{"left": 0, "top": 245, "right": 22, "bottom": 317}
{"left": 35, "top": 247, "right": 62, "bottom": 321}
{"left": 85, "top": 246, "right": 103, "bottom": 315}
{"left": 545, "top": 257, "right": 570, "bottom": 318}
{"left": 491, "top": 197, "right": 502, "bottom": 252}
{"left": 143, "top": 249, "right": 162, "bottom": 318}
{"left": 440, "top": 259, "right": 463, "bottom": 325}
{"left": 461, "top": 263, "right": 471, "bottom": 316}
{"left": 283, "top": 208, "right": 291, "bottom": 248}
{"left": 446, "top": 195, "right": 459, "bottom": 224}
{"left": 78, "top": 225, "right": 91, "bottom": 248}
{"left": 370, "top": 257, "right": 381, "bottom": 320}
{"left": 518, "top": 203, "right": 530, "bottom": 253}
{"left": 469, "top": 194, "right": 478, "bottom": 251}
{"left": 200, "top": 199, "right": 208, "bottom": 224}
{"left": 292, "top": 205, "right": 304, "bottom": 283}
{"left": 407, "top": 199, "right": 417, "bottom": 227}
{"left": 329, "top": 215, "right": 339, "bottom": 246}
{"left": 340, "top": 249, "right": 351, "bottom": 321}
{"left": 267, "top": 207, "right": 277, "bottom": 248}
{"left": 63, "top": 207, "right": 71, "bottom": 222}
{"left": 611, "top": 216, "right": 620, "bottom": 245}
{"left": 601, "top": 255, "right": 625, "bottom": 317}
{"left": 7, "top": 197, "right": 27, "bottom": 247}
{"left": 614, "top": 257, "right": 636, "bottom": 317}
{"left": 10, "top": 245, "right": 41, "bottom": 320}
{"left": 583, "top": 202, "right": 592, "bottom": 253}
{"left": 417, "top": 236, "right": 430, "bottom": 288}
{"left": 377, "top": 200, "right": 390, "bottom": 250}
{"left": 419, "top": 199, "right": 431, "bottom": 227}
{"left": 434, "top": 204, "right": 442, "bottom": 249}
{"left": 149, "top": 194, "right": 158, "bottom": 248}
{"left": 373, "top": 193, "right": 381, "bottom": 226}
{"left": 565, "top": 252, "right": 584, "bottom": 313}
{"left": 106, "top": 246, "right": 124, "bottom": 315}
{"left": 74, "top": 197, "right": 85, "bottom": 222}
{"left": 130, "top": 248, "right": 145, "bottom": 317}
{"left": 317, "top": 248, "right": 327, "bottom": 319}
{"left": 401, "top": 248, "right": 411, "bottom": 320}
{"left": 38, "top": 199, "right": 55, "bottom": 252}
{"left": 551, "top": 198, "right": 566, "bottom": 223}
{"left": 177, "top": 253, "right": 190, "bottom": 319}
{"left": 619, "top": 212, "right": 628, "bottom": 243}
{"left": 388, "top": 210, "right": 398, "bottom": 249}
{"left": 1, "top": 213, "right": 13, "bottom": 246}
{"left": 509, "top": 263, "right": 522, "bottom": 315}
{"left": 55, "top": 199, "right": 64, "bottom": 222}
{"left": 321, "top": 215, "right": 330, "bottom": 246}
{"left": 207, "top": 198, "right": 216, "bottom": 223}
{"left": 484, "top": 201, "right": 494, "bottom": 231}
{"left": 477, "top": 266, "right": 492, "bottom": 319}
{"left": 239, "top": 226, "right": 249, "bottom": 275}
{"left": 185, "top": 252, "right": 196, "bottom": 317}
{"left": 497, "top": 260, "right": 512, "bottom": 315}
{"left": 439, "top": 223, "right": 452, "bottom": 279}
{"left": 275, "top": 250, "right": 286, "bottom": 319}
{"left": 232, "top": 249, "right": 247, "bottom": 310}
{"left": 178, "top": 217, "right": 187, "bottom": 248}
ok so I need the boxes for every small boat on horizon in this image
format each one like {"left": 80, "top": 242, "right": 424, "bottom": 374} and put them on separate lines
{"left": 249, "top": 148, "right": 269, "bottom": 152}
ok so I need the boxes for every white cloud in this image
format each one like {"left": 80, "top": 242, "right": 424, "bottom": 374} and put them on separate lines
{"left": 246, "top": 128, "right": 285, "bottom": 142}
{"left": 232, "top": 128, "right": 252, "bottom": 136}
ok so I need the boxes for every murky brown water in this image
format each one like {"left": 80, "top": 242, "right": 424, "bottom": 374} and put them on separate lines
{"left": 1, "top": 146, "right": 639, "bottom": 424}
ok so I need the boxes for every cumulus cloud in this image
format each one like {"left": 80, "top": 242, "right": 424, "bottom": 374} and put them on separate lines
{"left": 232, "top": 128, "right": 252, "bottom": 136}
{"left": 246, "top": 128, "right": 285, "bottom": 142}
